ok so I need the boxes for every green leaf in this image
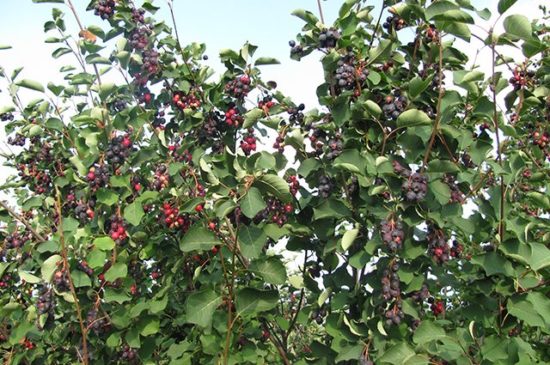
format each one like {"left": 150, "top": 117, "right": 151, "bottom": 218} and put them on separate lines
{"left": 430, "top": 180, "right": 451, "bottom": 205}
{"left": 498, "top": 0, "right": 517, "bottom": 14}
{"left": 397, "top": 109, "right": 432, "bottom": 127}
{"left": 243, "top": 108, "right": 264, "bottom": 128}
{"left": 341, "top": 228, "right": 359, "bottom": 251}
{"left": 239, "top": 225, "right": 267, "bottom": 259}
{"left": 32, "top": 0, "right": 64, "bottom": 2}
{"left": 365, "top": 100, "right": 382, "bottom": 118}
{"left": 15, "top": 79, "right": 45, "bottom": 92}
{"left": 249, "top": 257, "right": 287, "bottom": 285}
{"left": 367, "top": 39, "right": 392, "bottom": 66}
{"left": 124, "top": 201, "right": 144, "bottom": 226}
{"left": 41, "top": 254, "right": 62, "bottom": 282}
{"left": 254, "top": 174, "right": 292, "bottom": 202}
{"left": 471, "top": 252, "right": 514, "bottom": 277}
{"left": 409, "top": 76, "right": 431, "bottom": 99}
{"left": 240, "top": 187, "right": 267, "bottom": 219}
{"left": 236, "top": 288, "right": 279, "bottom": 315}
{"left": 19, "top": 271, "right": 41, "bottom": 284}
{"left": 426, "top": 1, "right": 458, "bottom": 20}
{"left": 507, "top": 296, "right": 545, "bottom": 327}
{"left": 503, "top": 15, "right": 532, "bottom": 40}
{"left": 335, "top": 344, "right": 364, "bottom": 363}
{"left": 139, "top": 317, "right": 160, "bottom": 336}
{"left": 428, "top": 159, "right": 460, "bottom": 173}
{"left": 71, "top": 270, "right": 91, "bottom": 288}
{"left": 254, "top": 57, "right": 280, "bottom": 66}
{"left": 413, "top": 321, "right": 446, "bottom": 344}
{"left": 179, "top": 224, "right": 220, "bottom": 252}
{"left": 432, "top": 10, "right": 474, "bottom": 23}
{"left": 104, "top": 263, "right": 128, "bottom": 282}
{"left": 291, "top": 9, "right": 319, "bottom": 25}
{"left": 0, "top": 44, "right": 12, "bottom": 50}
{"left": 378, "top": 343, "right": 416, "bottom": 364}
{"left": 186, "top": 289, "right": 222, "bottom": 328}
{"left": 104, "top": 288, "right": 131, "bottom": 304}
{"left": 94, "top": 236, "right": 116, "bottom": 251}
{"left": 97, "top": 189, "right": 118, "bottom": 206}
{"left": 313, "top": 199, "right": 351, "bottom": 220}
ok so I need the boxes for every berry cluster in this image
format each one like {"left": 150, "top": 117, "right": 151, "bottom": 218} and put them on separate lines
{"left": 253, "top": 198, "right": 293, "bottom": 227}
{"left": 258, "top": 95, "right": 275, "bottom": 110}
{"left": 75, "top": 201, "right": 95, "bottom": 224}
{"left": 394, "top": 162, "right": 428, "bottom": 203}
{"left": 129, "top": 26, "right": 152, "bottom": 50}
{"left": 427, "top": 226, "right": 450, "bottom": 264}
{"left": 225, "top": 75, "right": 251, "bottom": 99}
{"left": 0, "top": 274, "right": 13, "bottom": 289}
{"left": 87, "top": 165, "right": 110, "bottom": 190}
{"left": 106, "top": 134, "right": 133, "bottom": 166}
{"left": 0, "top": 112, "right": 14, "bottom": 122}
{"left": 53, "top": 270, "right": 70, "bottom": 291}
{"left": 94, "top": 0, "right": 116, "bottom": 20}
{"left": 326, "top": 133, "right": 343, "bottom": 160}
{"left": 107, "top": 216, "right": 127, "bottom": 244}
{"left": 288, "top": 103, "right": 305, "bottom": 124}
{"left": 382, "top": 93, "right": 408, "bottom": 120}
{"left": 450, "top": 240, "right": 463, "bottom": 258}
{"left": 442, "top": 175, "right": 465, "bottom": 204}
{"left": 224, "top": 106, "right": 243, "bottom": 127}
{"left": 197, "top": 111, "right": 226, "bottom": 144}
{"left": 161, "top": 202, "right": 191, "bottom": 231}
{"left": 381, "top": 262, "right": 404, "bottom": 326}
{"left": 287, "top": 175, "right": 299, "bottom": 195}
{"left": 273, "top": 134, "right": 285, "bottom": 153}
{"left": 119, "top": 344, "right": 138, "bottom": 362}
{"left": 308, "top": 127, "right": 327, "bottom": 157}
{"left": 383, "top": 15, "right": 406, "bottom": 31}
{"left": 8, "top": 133, "right": 26, "bottom": 146}
{"left": 168, "top": 144, "right": 193, "bottom": 164}
{"left": 141, "top": 49, "right": 160, "bottom": 75}
{"left": 311, "top": 306, "right": 328, "bottom": 324}
{"left": 152, "top": 165, "right": 169, "bottom": 191}
{"left": 5, "top": 231, "right": 31, "bottom": 249}
{"left": 509, "top": 67, "right": 534, "bottom": 91}
{"left": 78, "top": 260, "right": 94, "bottom": 276}
{"left": 410, "top": 284, "right": 430, "bottom": 304}
{"left": 172, "top": 91, "right": 201, "bottom": 110}
{"left": 131, "top": 175, "right": 142, "bottom": 192}
{"left": 131, "top": 7, "right": 145, "bottom": 24}
{"left": 240, "top": 129, "right": 257, "bottom": 156}
{"left": 110, "top": 99, "right": 127, "bottom": 112}
{"left": 380, "top": 219, "right": 404, "bottom": 252}
{"left": 318, "top": 28, "right": 340, "bottom": 48}
{"left": 425, "top": 24, "right": 439, "bottom": 43}
{"left": 36, "top": 288, "right": 54, "bottom": 315}
{"left": 318, "top": 175, "right": 334, "bottom": 198}
{"left": 288, "top": 40, "right": 304, "bottom": 57}
{"left": 16, "top": 163, "right": 52, "bottom": 194}
{"left": 334, "top": 52, "right": 369, "bottom": 93}
{"left": 532, "top": 130, "right": 549, "bottom": 155}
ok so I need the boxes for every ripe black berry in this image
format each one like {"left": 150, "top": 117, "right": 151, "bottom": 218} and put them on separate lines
{"left": 94, "top": 0, "right": 116, "bottom": 20}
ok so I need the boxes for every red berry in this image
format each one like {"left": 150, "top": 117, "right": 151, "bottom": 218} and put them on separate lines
{"left": 144, "top": 93, "right": 152, "bottom": 103}
{"left": 284, "top": 203, "right": 293, "bottom": 213}
{"left": 208, "top": 222, "right": 216, "bottom": 230}
{"left": 195, "top": 204, "right": 204, "bottom": 212}
{"left": 134, "top": 183, "right": 142, "bottom": 191}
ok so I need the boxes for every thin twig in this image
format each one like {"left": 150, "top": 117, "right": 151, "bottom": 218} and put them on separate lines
{"left": 0, "top": 201, "right": 47, "bottom": 242}
{"left": 316, "top": 0, "right": 325, "bottom": 24}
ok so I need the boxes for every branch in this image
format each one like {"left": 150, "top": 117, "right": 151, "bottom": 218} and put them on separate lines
{"left": 316, "top": 0, "right": 325, "bottom": 24}
{"left": 0, "top": 201, "right": 47, "bottom": 243}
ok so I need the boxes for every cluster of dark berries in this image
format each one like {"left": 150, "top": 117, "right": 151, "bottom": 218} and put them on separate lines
{"left": 288, "top": 175, "right": 299, "bottom": 196}
{"left": 308, "top": 261, "right": 322, "bottom": 278}
{"left": 450, "top": 240, "right": 463, "bottom": 258}
{"left": 225, "top": 75, "right": 251, "bottom": 99}
{"left": 152, "top": 165, "right": 169, "bottom": 190}
{"left": 382, "top": 93, "right": 408, "bottom": 120}
{"left": 142, "top": 49, "right": 160, "bottom": 75}
{"left": 379, "top": 60, "right": 394, "bottom": 73}
{"left": 532, "top": 130, "right": 549, "bottom": 149}
{"left": 253, "top": 197, "right": 293, "bottom": 227}
{"left": 308, "top": 127, "right": 327, "bottom": 157}
{"left": 8, "top": 133, "right": 26, "bottom": 146}
{"left": 318, "top": 28, "right": 340, "bottom": 48}
{"left": 258, "top": 95, "right": 275, "bottom": 110}
{"left": 288, "top": 103, "right": 305, "bottom": 124}
{"left": 383, "top": 15, "right": 406, "bottom": 31}
{"left": 94, "top": 0, "right": 116, "bottom": 20}
{"left": 110, "top": 99, "right": 127, "bottom": 112}
{"left": 152, "top": 110, "right": 166, "bottom": 129}
{"left": 0, "top": 112, "right": 14, "bottom": 122}
{"left": 318, "top": 175, "right": 334, "bottom": 198}
{"left": 106, "top": 134, "right": 133, "bottom": 166}
{"left": 131, "top": 175, "right": 142, "bottom": 192}
{"left": 172, "top": 91, "right": 201, "bottom": 110}
{"left": 427, "top": 226, "right": 450, "bottom": 264}
{"left": 425, "top": 24, "right": 439, "bottom": 43}
{"left": 75, "top": 201, "right": 95, "bottom": 224}
{"left": 334, "top": 52, "right": 369, "bottom": 93}
{"left": 326, "top": 133, "right": 343, "bottom": 160}
{"left": 16, "top": 163, "right": 52, "bottom": 194}
{"left": 509, "top": 67, "right": 534, "bottom": 91}
{"left": 380, "top": 219, "right": 405, "bottom": 252}
{"left": 36, "top": 288, "right": 54, "bottom": 315}
{"left": 240, "top": 129, "right": 257, "bottom": 156}
{"left": 443, "top": 175, "right": 465, "bottom": 204}
{"left": 410, "top": 284, "right": 430, "bottom": 304}
{"left": 107, "top": 216, "right": 127, "bottom": 244}
{"left": 190, "top": 183, "right": 206, "bottom": 198}
{"left": 131, "top": 7, "right": 145, "bottom": 23}
{"left": 5, "top": 231, "right": 32, "bottom": 249}
{"left": 87, "top": 309, "right": 109, "bottom": 334}
{"left": 119, "top": 344, "right": 138, "bottom": 362}
{"left": 129, "top": 26, "right": 152, "bottom": 50}
{"left": 461, "top": 153, "right": 475, "bottom": 168}
{"left": 381, "top": 263, "right": 404, "bottom": 325}
{"left": 273, "top": 134, "right": 285, "bottom": 153}
{"left": 168, "top": 144, "right": 193, "bottom": 164}
{"left": 430, "top": 298, "right": 445, "bottom": 317}
{"left": 197, "top": 111, "right": 225, "bottom": 143}
{"left": 53, "top": 270, "right": 70, "bottom": 291}
{"left": 78, "top": 261, "right": 94, "bottom": 276}
{"left": 161, "top": 202, "right": 191, "bottom": 231}
{"left": 288, "top": 40, "right": 304, "bottom": 57}
{"left": 224, "top": 107, "right": 243, "bottom": 127}
{"left": 311, "top": 306, "right": 328, "bottom": 324}
{"left": 394, "top": 162, "right": 428, "bottom": 202}
{"left": 0, "top": 274, "right": 12, "bottom": 288}
{"left": 87, "top": 165, "right": 110, "bottom": 190}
